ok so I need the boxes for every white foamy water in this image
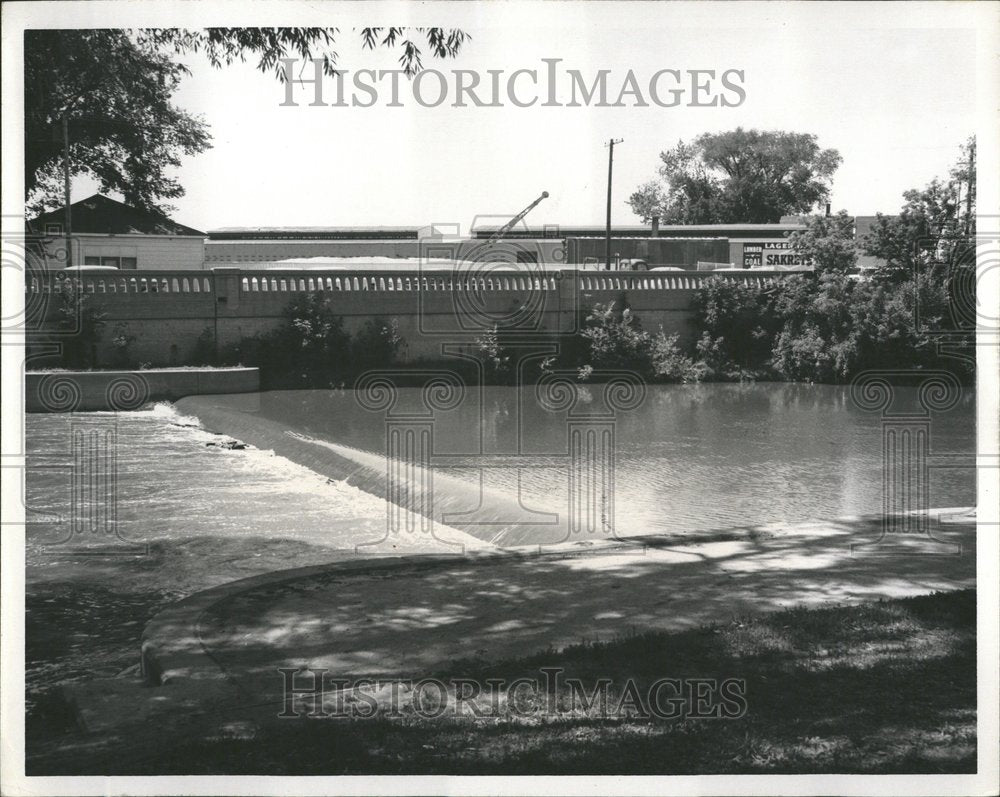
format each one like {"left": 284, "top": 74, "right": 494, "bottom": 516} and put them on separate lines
{"left": 25, "top": 403, "right": 484, "bottom": 570}
{"left": 24, "top": 403, "right": 487, "bottom": 699}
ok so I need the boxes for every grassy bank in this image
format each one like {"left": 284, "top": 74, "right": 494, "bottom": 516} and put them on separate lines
{"left": 30, "top": 589, "right": 976, "bottom": 775}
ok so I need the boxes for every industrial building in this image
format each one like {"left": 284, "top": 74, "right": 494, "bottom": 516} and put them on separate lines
{"left": 206, "top": 216, "right": 884, "bottom": 270}
{"left": 29, "top": 194, "right": 885, "bottom": 271}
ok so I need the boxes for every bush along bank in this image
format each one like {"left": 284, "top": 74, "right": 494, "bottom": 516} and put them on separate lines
{"left": 197, "top": 265, "right": 974, "bottom": 390}
{"left": 46, "top": 277, "right": 974, "bottom": 390}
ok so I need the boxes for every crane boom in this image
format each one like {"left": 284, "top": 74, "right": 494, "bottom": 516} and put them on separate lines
{"left": 486, "top": 191, "right": 549, "bottom": 247}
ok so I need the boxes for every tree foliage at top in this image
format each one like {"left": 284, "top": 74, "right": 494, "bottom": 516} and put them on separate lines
{"left": 859, "top": 136, "right": 977, "bottom": 344}
{"left": 688, "top": 138, "right": 976, "bottom": 383}
{"left": 628, "top": 128, "right": 842, "bottom": 225}
{"left": 862, "top": 136, "right": 976, "bottom": 279}
{"left": 25, "top": 27, "right": 468, "bottom": 215}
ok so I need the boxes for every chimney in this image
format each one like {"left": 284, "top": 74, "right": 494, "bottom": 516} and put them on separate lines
{"left": 650, "top": 217, "right": 660, "bottom": 237}
{"left": 825, "top": 203, "right": 831, "bottom": 217}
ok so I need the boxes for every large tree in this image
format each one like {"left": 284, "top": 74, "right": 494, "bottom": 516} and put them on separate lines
{"left": 862, "top": 136, "right": 976, "bottom": 340}
{"left": 628, "top": 128, "right": 841, "bottom": 225}
{"left": 25, "top": 28, "right": 468, "bottom": 215}
{"left": 863, "top": 136, "right": 976, "bottom": 278}
{"left": 786, "top": 210, "right": 859, "bottom": 275}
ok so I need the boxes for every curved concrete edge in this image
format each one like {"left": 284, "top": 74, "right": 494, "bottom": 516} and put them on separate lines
{"left": 53, "top": 510, "right": 972, "bottom": 739}
{"left": 142, "top": 554, "right": 476, "bottom": 686}
{"left": 25, "top": 367, "right": 260, "bottom": 412}
{"left": 137, "top": 508, "right": 976, "bottom": 692}
{"left": 138, "top": 538, "right": 659, "bottom": 689}
{"left": 64, "top": 554, "right": 506, "bottom": 737}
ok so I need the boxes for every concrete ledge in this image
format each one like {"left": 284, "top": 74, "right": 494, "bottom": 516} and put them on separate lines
{"left": 138, "top": 537, "right": 692, "bottom": 689}
{"left": 140, "top": 551, "right": 512, "bottom": 688}
{"left": 25, "top": 367, "right": 260, "bottom": 412}
{"left": 137, "top": 511, "right": 976, "bottom": 692}
{"left": 56, "top": 511, "right": 973, "bottom": 740}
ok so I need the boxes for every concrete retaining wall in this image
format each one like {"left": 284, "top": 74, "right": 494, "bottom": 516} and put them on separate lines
{"left": 25, "top": 367, "right": 260, "bottom": 413}
{"left": 24, "top": 267, "right": 795, "bottom": 369}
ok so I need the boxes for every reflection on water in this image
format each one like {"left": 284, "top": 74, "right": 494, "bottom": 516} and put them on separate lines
{"left": 175, "top": 383, "right": 976, "bottom": 546}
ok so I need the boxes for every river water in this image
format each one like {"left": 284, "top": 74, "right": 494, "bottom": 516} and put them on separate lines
{"left": 167, "top": 382, "right": 975, "bottom": 546}
{"left": 25, "top": 383, "right": 976, "bottom": 555}
{"left": 22, "top": 383, "right": 975, "bottom": 698}
{"left": 24, "top": 403, "right": 482, "bottom": 699}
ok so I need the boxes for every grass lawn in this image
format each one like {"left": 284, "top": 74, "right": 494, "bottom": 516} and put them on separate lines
{"left": 29, "top": 588, "right": 976, "bottom": 775}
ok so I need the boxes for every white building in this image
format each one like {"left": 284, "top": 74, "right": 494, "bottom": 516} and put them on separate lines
{"left": 28, "top": 194, "right": 205, "bottom": 270}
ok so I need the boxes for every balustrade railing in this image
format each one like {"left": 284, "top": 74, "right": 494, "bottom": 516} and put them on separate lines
{"left": 26, "top": 272, "right": 214, "bottom": 296}
{"left": 26, "top": 268, "right": 797, "bottom": 298}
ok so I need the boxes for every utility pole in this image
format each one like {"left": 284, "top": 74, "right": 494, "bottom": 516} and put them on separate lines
{"left": 964, "top": 140, "right": 975, "bottom": 237}
{"left": 62, "top": 114, "right": 73, "bottom": 268}
{"left": 953, "top": 141, "right": 975, "bottom": 237}
{"left": 605, "top": 138, "right": 623, "bottom": 270}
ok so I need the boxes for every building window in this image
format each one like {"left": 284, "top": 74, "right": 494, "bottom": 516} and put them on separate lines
{"left": 45, "top": 223, "right": 62, "bottom": 235}
{"left": 83, "top": 256, "right": 137, "bottom": 269}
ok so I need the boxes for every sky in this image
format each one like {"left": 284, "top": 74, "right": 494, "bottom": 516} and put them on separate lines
{"left": 56, "top": 2, "right": 981, "bottom": 234}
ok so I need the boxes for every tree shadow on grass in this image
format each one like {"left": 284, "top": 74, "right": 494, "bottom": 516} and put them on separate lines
{"left": 32, "top": 590, "right": 976, "bottom": 775}
{"left": 27, "top": 518, "right": 976, "bottom": 775}
{"left": 196, "top": 518, "right": 974, "bottom": 697}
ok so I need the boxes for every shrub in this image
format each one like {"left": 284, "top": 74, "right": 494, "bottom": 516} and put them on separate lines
{"left": 579, "top": 302, "right": 655, "bottom": 380}
{"left": 475, "top": 324, "right": 513, "bottom": 384}
{"left": 230, "top": 294, "right": 352, "bottom": 388}
{"left": 56, "top": 281, "right": 106, "bottom": 368}
{"left": 650, "top": 330, "right": 704, "bottom": 383}
{"left": 572, "top": 303, "right": 704, "bottom": 384}
{"left": 351, "top": 318, "right": 405, "bottom": 374}
{"left": 690, "top": 276, "right": 777, "bottom": 376}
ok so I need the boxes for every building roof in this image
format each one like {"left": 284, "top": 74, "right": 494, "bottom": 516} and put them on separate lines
{"left": 471, "top": 223, "right": 807, "bottom": 239}
{"left": 207, "top": 226, "right": 421, "bottom": 241}
{"left": 29, "top": 194, "right": 204, "bottom": 237}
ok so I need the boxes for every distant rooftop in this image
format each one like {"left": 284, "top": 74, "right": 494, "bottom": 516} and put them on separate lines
{"left": 29, "top": 194, "right": 204, "bottom": 237}
{"left": 208, "top": 226, "right": 424, "bottom": 241}
{"left": 471, "top": 223, "right": 807, "bottom": 239}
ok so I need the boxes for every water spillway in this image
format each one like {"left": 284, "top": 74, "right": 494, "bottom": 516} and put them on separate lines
{"left": 174, "top": 390, "right": 575, "bottom": 547}
{"left": 175, "top": 383, "right": 977, "bottom": 549}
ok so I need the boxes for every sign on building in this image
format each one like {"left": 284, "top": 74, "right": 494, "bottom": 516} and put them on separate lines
{"left": 743, "top": 244, "right": 763, "bottom": 267}
{"left": 742, "top": 241, "right": 812, "bottom": 268}
{"left": 762, "top": 241, "right": 812, "bottom": 267}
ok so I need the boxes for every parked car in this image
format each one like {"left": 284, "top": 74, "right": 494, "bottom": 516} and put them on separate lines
{"left": 617, "top": 258, "right": 649, "bottom": 271}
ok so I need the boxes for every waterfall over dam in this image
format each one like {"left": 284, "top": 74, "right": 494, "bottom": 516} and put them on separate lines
{"left": 175, "top": 390, "right": 579, "bottom": 547}
{"left": 175, "top": 383, "right": 977, "bottom": 550}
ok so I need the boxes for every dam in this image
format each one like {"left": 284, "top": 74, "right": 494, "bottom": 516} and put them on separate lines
{"left": 174, "top": 383, "right": 977, "bottom": 548}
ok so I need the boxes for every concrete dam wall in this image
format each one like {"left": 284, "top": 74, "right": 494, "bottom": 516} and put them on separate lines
{"left": 25, "top": 367, "right": 260, "bottom": 412}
